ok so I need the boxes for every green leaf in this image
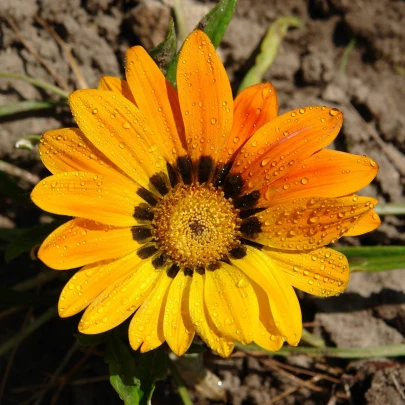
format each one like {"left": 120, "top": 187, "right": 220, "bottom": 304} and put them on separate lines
{"left": 0, "top": 228, "right": 25, "bottom": 243}
{"left": 375, "top": 203, "right": 405, "bottom": 216}
{"left": 75, "top": 332, "right": 108, "bottom": 347}
{"left": 238, "top": 16, "right": 302, "bottom": 92}
{"left": 337, "top": 246, "right": 405, "bottom": 272}
{"left": 149, "top": 19, "right": 177, "bottom": 75}
{"left": 0, "top": 72, "right": 70, "bottom": 98}
{"left": 16, "top": 135, "right": 42, "bottom": 151}
{"left": 105, "top": 332, "right": 141, "bottom": 405}
{"left": 185, "top": 342, "right": 208, "bottom": 354}
{"left": 0, "top": 100, "right": 67, "bottom": 117}
{"left": 166, "top": 0, "right": 237, "bottom": 87}
{"left": 5, "top": 220, "right": 67, "bottom": 263}
{"left": 105, "top": 331, "right": 168, "bottom": 405}
{"left": 0, "top": 170, "right": 30, "bottom": 203}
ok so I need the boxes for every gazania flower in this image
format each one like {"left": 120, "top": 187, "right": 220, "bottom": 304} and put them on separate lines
{"left": 31, "top": 30, "right": 380, "bottom": 357}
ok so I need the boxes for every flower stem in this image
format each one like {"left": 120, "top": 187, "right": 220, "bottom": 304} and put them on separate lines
{"left": 168, "top": 357, "right": 193, "bottom": 405}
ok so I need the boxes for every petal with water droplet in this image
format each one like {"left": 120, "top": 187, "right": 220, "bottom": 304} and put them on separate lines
{"left": 98, "top": 76, "right": 136, "bottom": 105}
{"left": 344, "top": 209, "right": 381, "bottom": 236}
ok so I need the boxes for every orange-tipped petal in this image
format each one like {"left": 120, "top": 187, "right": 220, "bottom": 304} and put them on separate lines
{"left": 230, "top": 246, "right": 302, "bottom": 346}
{"left": 163, "top": 270, "right": 195, "bottom": 356}
{"left": 177, "top": 30, "right": 233, "bottom": 183}
{"left": 69, "top": 89, "right": 170, "bottom": 195}
{"left": 230, "top": 106, "right": 343, "bottom": 194}
{"left": 79, "top": 258, "right": 160, "bottom": 334}
{"left": 241, "top": 196, "right": 378, "bottom": 250}
{"left": 261, "top": 150, "right": 379, "bottom": 206}
{"left": 98, "top": 76, "right": 136, "bottom": 105}
{"left": 264, "top": 247, "right": 350, "bottom": 296}
{"left": 38, "top": 219, "right": 145, "bottom": 270}
{"left": 189, "top": 271, "right": 234, "bottom": 357}
{"left": 219, "top": 83, "right": 278, "bottom": 164}
{"left": 39, "top": 128, "right": 125, "bottom": 177}
{"left": 344, "top": 209, "right": 381, "bottom": 236}
{"left": 125, "top": 47, "right": 187, "bottom": 165}
{"left": 31, "top": 172, "right": 147, "bottom": 227}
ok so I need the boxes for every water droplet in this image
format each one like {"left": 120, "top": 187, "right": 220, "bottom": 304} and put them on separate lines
{"left": 119, "top": 142, "right": 125, "bottom": 149}
{"left": 301, "top": 177, "right": 308, "bottom": 185}
{"left": 329, "top": 108, "right": 339, "bottom": 116}
{"left": 92, "top": 108, "right": 98, "bottom": 115}
{"left": 211, "top": 118, "right": 217, "bottom": 125}
{"left": 122, "top": 122, "right": 131, "bottom": 129}
{"left": 237, "top": 279, "right": 248, "bottom": 288}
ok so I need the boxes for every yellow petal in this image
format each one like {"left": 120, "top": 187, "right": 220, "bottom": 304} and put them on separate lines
{"left": 78, "top": 258, "right": 160, "bottom": 334}
{"left": 69, "top": 89, "right": 170, "bottom": 195}
{"left": 39, "top": 128, "right": 124, "bottom": 177}
{"left": 242, "top": 196, "right": 378, "bottom": 250}
{"left": 189, "top": 271, "right": 234, "bottom": 357}
{"left": 251, "top": 280, "right": 284, "bottom": 352}
{"left": 163, "top": 270, "right": 195, "bottom": 356}
{"left": 263, "top": 247, "right": 350, "bottom": 297}
{"left": 177, "top": 30, "right": 233, "bottom": 183}
{"left": 204, "top": 262, "right": 259, "bottom": 344}
{"left": 261, "top": 150, "right": 379, "bottom": 206}
{"left": 129, "top": 270, "right": 172, "bottom": 352}
{"left": 230, "top": 246, "right": 302, "bottom": 346}
{"left": 230, "top": 106, "right": 343, "bottom": 194}
{"left": 58, "top": 250, "right": 145, "bottom": 317}
{"left": 344, "top": 209, "right": 381, "bottom": 236}
{"left": 126, "top": 46, "right": 187, "bottom": 165}
{"left": 38, "top": 218, "right": 144, "bottom": 270}
{"left": 98, "top": 76, "right": 136, "bottom": 105}
{"left": 31, "top": 172, "right": 148, "bottom": 227}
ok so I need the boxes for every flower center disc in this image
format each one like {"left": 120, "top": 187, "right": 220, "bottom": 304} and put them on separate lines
{"left": 153, "top": 184, "right": 240, "bottom": 268}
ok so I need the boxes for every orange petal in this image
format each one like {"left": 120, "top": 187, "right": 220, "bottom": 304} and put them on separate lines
{"left": 230, "top": 246, "right": 302, "bottom": 346}
{"left": 189, "top": 271, "right": 234, "bottom": 357}
{"left": 344, "top": 209, "right": 381, "bottom": 236}
{"left": 261, "top": 150, "right": 379, "bottom": 206}
{"left": 218, "top": 83, "right": 278, "bottom": 165}
{"left": 31, "top": 172, "right": 147, "bottom": 227}
{"left": 38, "top": 218, "right": 144, "bottom": 270}
{"left": 98, "top": 76, "right": 136, "bottom": 105}
{"left": 163, "top": 270, "right": 195, "bottom": 356}
{"left": 263, "top": 247, "right": 350, "bottom": 296}
{"left": 204, "top": 262, "right": 259, "bottom": 345}
{"left": 125, "top": 47, "right": 187, "bottom": 165}
{"left": 241, "top": 196, "right": 378, "bottom": 250}
{"left": 39, "top": 128, "right": 125, "bottom": 177}
{"left": 177, "top": 30, "right": 233, "bottom": 183}
{"left": 69, "top": 89, "right": 170, "bottom": 195}
{"left": 129, "top": 270, "right": 172, "bottom": 352}
{"left": 79, "top": 258, "right": 160, "bottom": 334}
{"left": 230, "top": 106, "right": 343, "bottom": 194}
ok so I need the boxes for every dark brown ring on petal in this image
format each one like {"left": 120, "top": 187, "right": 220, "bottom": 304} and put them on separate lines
{"left": 196, "top": 265, "right": 205, "bottom": 275}
{"left": 240, "top": 238, "right": 263, "bottom": 250}
{"left": 167, "top": 264, "right": 180, "bottom": 278}
{"left": 134, "top": 203, "right": 154, "bottom": 221}
{"left": 240, "top": 217, "right": 262, "bottom": 238}
{"left": 137, "top": 188, "right": 158, "bottom": 206}
{"left": 229, "top": 245, "right": 247, "bottom": 259}
{"left": 167, "top": 162, "right": 179, "bottom": 187}
{"left": 176, "top": 156, "right": 193, "bottom": 185}
{"left": 214, "top": 162, "right": 232, "bottom": 187}
{"left": 137, "top": 244, "right": 158, "bottom": 259}
{"left": 150, "top": 172, "right": 169, "bottom": 196}
{"left": 239, "top": 207, "right": 266, "bottom": 219}
{"left": 131, "top": 226, "right": 153, "bottom": 242}
{"left": 207, "top": 261, "right": 221, "bottom": 271}
{"left": 223, "top": 173, "right": 243, "bottom": 199}
{"left": 197, "top": 155, "right": 214, "bottom": 184}
{"left": 220, "top": 255, "right": 231, "bottom": 264}
{"left": 152, "top": 253, "right": 167, "bottom": 269}
{"left": 233, "top": 190, "right": 260, "bottom": 209}
{"left": 184, "top": 268, "right": 193, "bottom": 277}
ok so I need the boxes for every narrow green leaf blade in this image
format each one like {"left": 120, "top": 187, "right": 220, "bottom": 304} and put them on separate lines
{"left": 166, "top": 0, "right": 237, "bottom": 87}
{"left": 238, "top": 16, "right": 302, "bottom": 92}
{"left": 0, "top": 100, "right": 66, "bottom": 117}
{"left": 337, "top": 246, "right": 405, "bottom": 272}
{"left": 5, "top": 220, "right": 66, "bottom": 263}
{"left": 149, "top": 19, "right": 177, "bottom": 75}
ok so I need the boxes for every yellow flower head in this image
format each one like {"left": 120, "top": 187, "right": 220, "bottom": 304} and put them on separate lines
{"left": 31, "top": 30, "right": 380, "bottom": 357}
